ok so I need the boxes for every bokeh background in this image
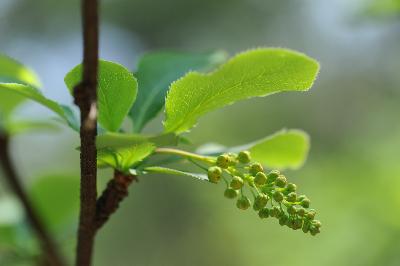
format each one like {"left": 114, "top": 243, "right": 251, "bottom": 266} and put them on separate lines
{"left": 1, "top": 0, "right": 400, "bottom": 265}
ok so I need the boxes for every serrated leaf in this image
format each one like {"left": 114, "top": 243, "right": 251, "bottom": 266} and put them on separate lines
{"left": 0, "top": 55, "right": 41, "bottom": 116}
{"left": 64, "top": 60, "right": 138, "bottom": 132}
{"left": 98, "top": 142, "right": 155, "bottom": 171}
{"left": 249, "top": 129, "right": 310, "bottom": 170}
{"left": 29, "top": 175, "right": 79, "bottom": 229}
{"left": 141, "top": 166, "right": 208, "bottom": 181}
{"left": 164, "top": 48, "right": 319, "bottom": 133}
{"left": 129, "top": 51, "right": 227, "bottom": 132}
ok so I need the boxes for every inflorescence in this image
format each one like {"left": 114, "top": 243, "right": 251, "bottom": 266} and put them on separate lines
{"left": 207, "top": 151, "right": 321, "bottom": 236}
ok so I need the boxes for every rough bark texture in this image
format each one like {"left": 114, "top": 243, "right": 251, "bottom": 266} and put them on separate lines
{"left": 74, "top": 0, "right": 99, "bottom": 265}
{"left": 0, "top": 134, "right": 65, "bottom": 266}
{"left": 95, "top": 171, "right": 137, "bottom": 230}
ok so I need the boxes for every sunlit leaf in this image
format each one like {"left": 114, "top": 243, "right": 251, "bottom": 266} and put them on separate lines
{"left": 164, "top": 48, "right": 319, "bottom": 133}
{"left": 96, "top": 132, "right": 178, "bottom": 149}
{"left": 64, "top": 60, "right": 138, "bottom": 132}
{"left": 129, "top": 51, "right": 227, "bottom": 132}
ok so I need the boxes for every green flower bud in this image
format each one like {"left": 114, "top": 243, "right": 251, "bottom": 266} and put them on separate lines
{"left": 258, "top": 208, "right": 270, "bottom": 219}
{"left": 254, "top": 172, "right": 267, "bottom": 186}
{"left": 310, "top": 226, "right": 320, "bottom": 236}
{"left": 301, "top": 198, "right": 310, "bottom": 208}
{"left": 275, "top": 175, "right": 287, "bottom": 188}
{"left": 306, "top": 209, "right": 316, "bottom": 220}
{"left": 298, "top": 194, "right": 307, "bottom": 201}
{"left": 269, "top": 206, "right": 280, "bottom": 217}
{"left": 207, "top": 166, "right": 222, "bottom": 183}
{"left": 312, "top": 220, "right": 321, "bottom": 228}
{"left": 287, "top": 205, "right": 297, "bottom": 215}
{"left": 230, "top": 176, "right": 244, "bottom": 190}
{"left": 224, "top": 188, "right": 238, "bottom": 199}
{"left": 238, "top": 151, "right": 251, "bottom": 164}
{"left": 296, "top": 207, "right": 306, "bottom": 217}
{"left": 286, "top": 183, "right": 297, "bottom": 192}
{"left": 302, "top": 221, "right": 310, "bottom": 233}
{"left": 272, "top": 191, "right": 284, "bottom": 202}
{"left": 267, "top": 170, "right": 280, "bottom": 182}
{"left": 279, "top": 214, "right": 289, "bottom": 226}
{"left": 286, "top": 192, "right": 297, "bottom": 202}
{"left": 249, "top": 163, "right": 264, "bottom": 176}
{"left": 236, "top": 196, "right": 251, "bottom": 210}
{"left": 253, "top": 194, "right": 269, "bottom": 211}
{"left": 293, "top": 218, "right": 303, "bottom": 230}
{"left": 216, "top": 154, "right": 230, "bottom": 169}
{"left": 244, "top": 175, "right": 255, "bottom": 187}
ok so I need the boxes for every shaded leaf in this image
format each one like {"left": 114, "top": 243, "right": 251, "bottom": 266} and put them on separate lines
{"left": 98, "top": 142, "right": 155, "bottom": 171}
{"left": 0, "top": 55, "right": 41, "bottom": 116}
{"left": 164, "top": 48, "right": 319, "bottom": 133}
{"left": 130, "top": 51, "right": 227, "bottom": 132}
{"left": 64, "top": 60, "right": 138, "bottom": 132}
{"left": 141, "top": 166, "right": 208, "bottom": 181}
{"left": 5, "top": 119, "right": 59, "bottom": 135}
{"left": 96, "top": 132, "right": 178, "bottom": 149}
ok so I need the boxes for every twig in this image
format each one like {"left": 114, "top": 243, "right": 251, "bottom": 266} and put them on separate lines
{"left": 95, "top": 171, "right": 137, "bottom": 230}
{"left": 73, "top": 0, "right": 99, "bottom": 265}
{"left": 0, "top": 134, "right": 65, "bottom": 266}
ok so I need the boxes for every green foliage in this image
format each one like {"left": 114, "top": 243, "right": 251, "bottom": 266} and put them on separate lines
{"left": 249, "top": 129, "right": 310, "bottom": 170}
{"left": 129, "top": 51, "right": 227, "bottom": 132}
{"left": 365, "top": 0, "right": 400, "bottom": 17}
{"left": 98, "top": 142, "right": 155, "bottom": 172}
{"left": 29, "top": 175, "right": 79, "bottom": 229}
{"left": 65, "top": 60, "right": 138, "bottom": 132}
{"left": 4, "top": 120, "right": 59, "bottom": 135}
{"left": 164, "top": 48, "right": 319, "bottom": 133}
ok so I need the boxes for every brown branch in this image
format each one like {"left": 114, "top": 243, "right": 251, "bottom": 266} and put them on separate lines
{"left": 73, "top": 0, "right": 99, "bottom": 265}
{"left": 95, "top": 171, "right": 137, "bottom": 230}
{"left": 0, "top": 134, "right": 65, "bottom": 266}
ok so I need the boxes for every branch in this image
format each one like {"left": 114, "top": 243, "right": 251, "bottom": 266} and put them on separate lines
{"left": 0, "top": 134, "right": 65, "bottom": 266}
{"left": 74, "top": 0, "right": 99, "bottom": 265}
{"left": 95, "top": 171, "right": 137, "bottom": 230}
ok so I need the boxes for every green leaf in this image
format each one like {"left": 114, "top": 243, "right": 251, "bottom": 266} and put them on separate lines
{"left": 29, "top": 175, "right": 79, "bottom": 229}
{"left": 96, "top": 132, "right": 178, "bottom": 149}
{"left": 0, "top": 83, "right": 76, "bottom": 129}
{"left": 129, "top": 51, "right": 227, "bottom": 132}
{"left": 64, "top": 60, "right": 138, "bottom": 132}
{"left": 141, "top": 166, "right": 208, "bottom": 181}
{"left": 0, "top": 55, "right": 41, "bottom": 116}
{"left": 5, "top": 119, "right": 59, "bottom": 135}
{"left": 248, "top": 129, "right": 310, "bottom": 170}
{"left": 164, "top": 48, "right": 320, "bottom": 133}
{"left": 196, "top": 129, "right": 310, "bottom": 170}
{"left": 98, "top": 142, "right": 155, "bottom": 171}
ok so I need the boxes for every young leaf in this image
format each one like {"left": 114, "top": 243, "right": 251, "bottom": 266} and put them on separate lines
{"left": 0, "top": 55, "right": 41, "bottom": 116}
{"left": 29, "top": 175, "right": 79, "bottom": 229}
{"left": 64, "top": 60, "right": 138, "bottom": 132}
{"left": 141, "top": 166, "right": 208, "bottom": 182}
{"left": 98, "top": 142, "right": 155, "bottom": 171}
{"left": 129, "top": 51, "right": 227, "bottom": 132}
{"left": 0, "top": 84, "right": 74, "bottom": 126}
{"left": 249, "top": 129, "right": 310, "bottom": 170}
{"left": 196, "top": 129, "right": 310, "bottom": 170}
{"left": 164, "top": 48, "right": 320, "bottom": 133}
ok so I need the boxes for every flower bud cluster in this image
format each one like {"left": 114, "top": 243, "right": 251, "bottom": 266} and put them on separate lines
{"left": 207, "top": 151, "right": 321, "bottom": 236}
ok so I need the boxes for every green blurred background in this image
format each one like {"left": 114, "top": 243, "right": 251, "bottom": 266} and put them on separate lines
{"left": 1, "top": 0, "right": 400, "bottom": 265}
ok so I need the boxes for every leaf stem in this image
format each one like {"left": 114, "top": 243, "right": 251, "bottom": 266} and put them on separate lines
{"left": 0, "top": 134, "right": 66, "bottom": 266}
{"left": 155, "top": 147, "right": 215, "bottom": 163}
